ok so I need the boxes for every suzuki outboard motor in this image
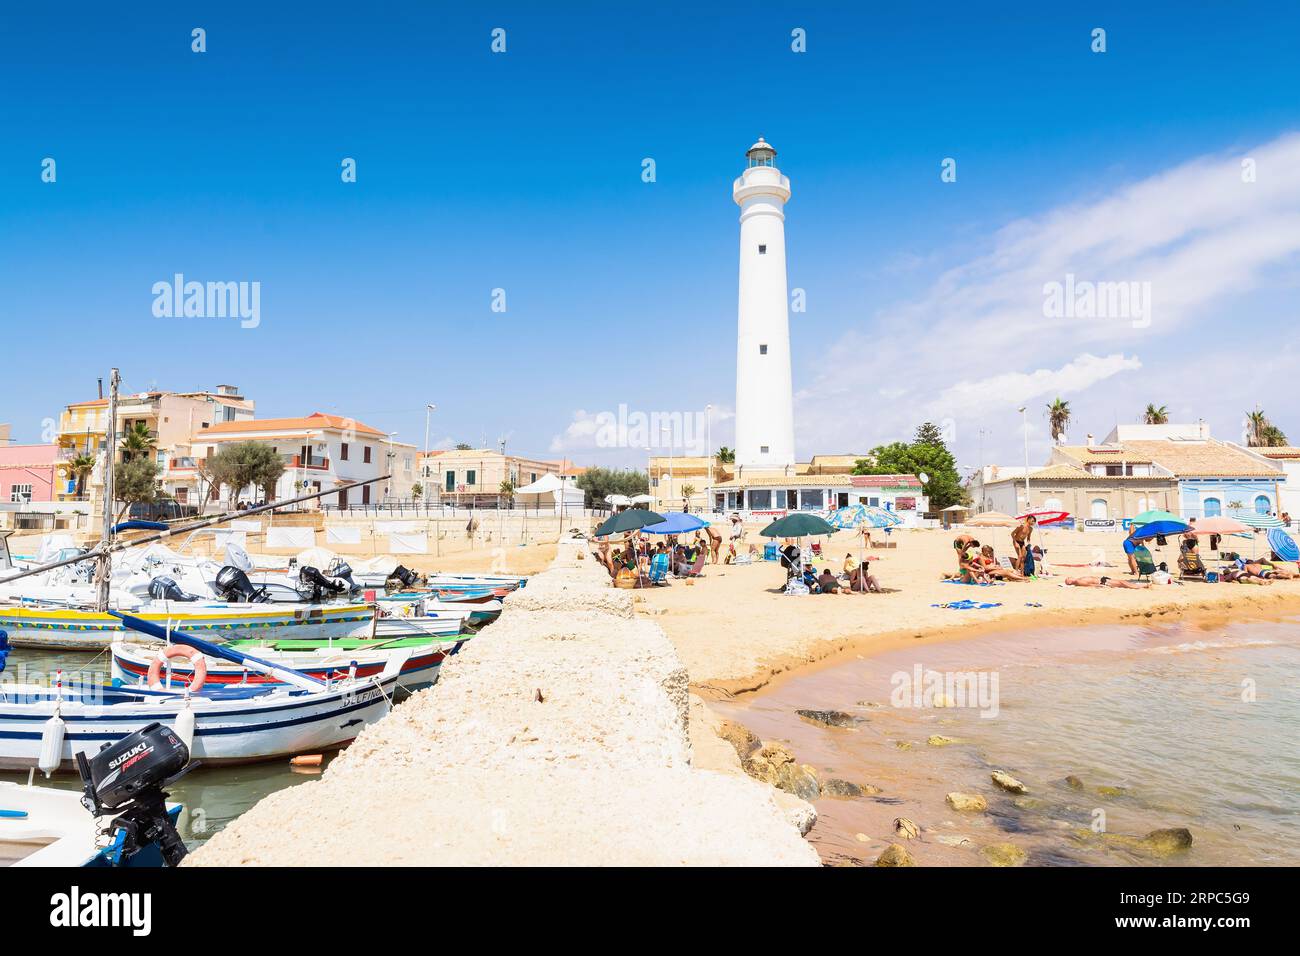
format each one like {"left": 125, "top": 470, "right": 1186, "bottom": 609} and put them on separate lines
{"left": 76, "top": 722, "right": 193, "bottom": 867}
{"left": 213, "top": 565, "right": 268, "bottom": 604}
{"left": 297, "top": 565, "right": 345, "bottom": 603}
{"left": 147, "top": 575, "right": 199, "bottom": 602}
{"left": 329, "top": 560, "right": 360, "bottom": 594}
{"left": 384, "top": 564, "right": 419, "bottom": 594}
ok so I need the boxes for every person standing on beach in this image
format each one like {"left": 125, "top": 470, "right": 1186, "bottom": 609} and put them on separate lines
{"left": 1122, "top": 524, "right": 1142, "bottom": 574}
{"left": 1012, "top": 516, "right": 1035, "bottom": 573}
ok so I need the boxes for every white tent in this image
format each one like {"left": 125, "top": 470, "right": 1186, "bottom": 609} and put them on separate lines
{"left": 628, "top": 494, "right": 655, "bottom": 504}
{"left": 605, "top": 494, "right": 632, "bottom": 507}
{"left": 517, "top": 473, "right": 583, "bottom": 516}
{"left": 516, "top": 474, "right": 564, "bottom": 495}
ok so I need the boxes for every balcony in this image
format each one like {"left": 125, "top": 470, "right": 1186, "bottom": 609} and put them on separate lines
{"left": 283, "top": 454, "right": 330, "bottom": 471}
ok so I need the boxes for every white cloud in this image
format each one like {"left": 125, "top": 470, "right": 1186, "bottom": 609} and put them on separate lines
{"left": 796, "top": 131, "right": 1300, "bottom": 463}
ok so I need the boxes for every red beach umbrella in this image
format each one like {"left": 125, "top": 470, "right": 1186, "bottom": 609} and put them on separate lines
{"left": 1016, "top": 509, "right": 1070, "bottom": 526}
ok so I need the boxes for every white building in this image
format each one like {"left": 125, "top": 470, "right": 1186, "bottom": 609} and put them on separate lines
{"left": 192, "top": 412, "right": 417, "bottom": 508}
{"left": 733, "top": 137, "right": 795, "bottom": 476}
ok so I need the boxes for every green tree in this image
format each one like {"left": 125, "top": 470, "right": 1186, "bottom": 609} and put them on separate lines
{"left": 1143, "top": 404, "right": 1169, "bottom": 425}
{"left": 208, "top": 441, "right": 285, "bottom": 504}
{"left": 1045, "top": 398, "right": 1071, "bottom": 444}
{"left": 576, "top": 466, "right": 649, "bottom": 508}
{"left": 120, "top": 421, "right": 156, "bottom": 462}
{"left": 412, "top": 482, "right": 424, "bottom": 500}
{"left": 852, "top": 422, "right": 967, "bottom": 512}
{"left": 680, "top": 484, "right": 696, "bottom": 510}
{"left": 69, "top": 453, "right": 97, "bottom": 499}
{"left": 1245, "top": 409, "right": 1288, "bottom": 447}
{"left": 715, "top": 446, "right": 735, "bottom": 464}
{"left": 499, "top": 479, "right": 515, "bottom": 506}
{"left": 113, "top": 457, "right": 159, "bottom": 521}
{"left": 454, "top": 442, "right": 473, "bottom": 450}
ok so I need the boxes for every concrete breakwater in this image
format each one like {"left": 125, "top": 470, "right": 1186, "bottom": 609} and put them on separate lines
{"left": 187, "top": 539, "right": 820, "bottom": 866}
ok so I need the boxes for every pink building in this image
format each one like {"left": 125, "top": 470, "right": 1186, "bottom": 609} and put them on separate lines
{"left": 0, "top": 443, "right": 58, "bottom": 504}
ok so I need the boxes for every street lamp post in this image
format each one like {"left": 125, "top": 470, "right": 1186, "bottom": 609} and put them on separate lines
{"left": 705, "top": 403, "right": 713, "bottom": 515}
{"left": 386, "top": 431, "right": 397, "bottom": 502}
{"left": 1018, "top": 406, "right": 1030, "bottom": 511}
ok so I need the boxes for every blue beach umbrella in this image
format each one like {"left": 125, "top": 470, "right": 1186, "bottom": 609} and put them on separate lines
{"left": 641, "top": 512, "right": 709, "bottom": 535}
{"left": 1131, "top": 518, "right": 1191, "bottom": 541}
{"left": 826, "top": 504, "right": 901, "bottom": 530}
{"left": 1267, "top": 528, "right": 1299, "bottom": 562}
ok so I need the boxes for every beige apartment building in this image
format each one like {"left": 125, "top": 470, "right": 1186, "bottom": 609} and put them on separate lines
{"left": 419, "top": 449, "right": 573, "bottom": 508}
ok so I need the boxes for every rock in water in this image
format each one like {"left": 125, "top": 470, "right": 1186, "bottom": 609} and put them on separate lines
{"left": 981, "top": 842, "right": 1028, "bottom": 867}
{"left": 991, "top": 771, "right": 1027, "bottom": 794}
{"left": 894, "top": 817, "right": 920, "bottom": 840}
{"left": 1096, "top": 785, "right": 1127, "bottom": 798}
{"left": 875, "top": 843, "right": 916, "bottom": 867}
{"left": 822, "top": 778, "right": 881, "bottom": 798}
{"left": 796, "top": 709, "right": 860, "bottom": 728}
{"left": 716, "top": 720, "right": 762, "bottom": 761}
{"left": 1064, "top": 775, "right": 1084, "bottom": 790}
{"left": 927, "top": 735, "right": 958, "bottom": 747}
{"left": 945, "top": 792, "right": 988, "bottom": 812}
{"left": 1137, "top": 828, "right": 1193, "bottom": 857}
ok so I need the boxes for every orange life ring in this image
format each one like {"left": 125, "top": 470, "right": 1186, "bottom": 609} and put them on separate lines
{"left": 147, "top": 645, "right": 208, "bottom": 692}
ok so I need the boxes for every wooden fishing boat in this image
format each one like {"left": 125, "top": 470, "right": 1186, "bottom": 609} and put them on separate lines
{"left": 0, "top": 601, "right": 375, "bottom": 651}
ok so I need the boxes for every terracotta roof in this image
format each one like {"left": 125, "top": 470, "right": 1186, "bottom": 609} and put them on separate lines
{"left": 67, "top": 398, "right": 109, "bottom": 408}
{"left": 1119, "top": 439, "right": 1281, "bottom": 478}
{"left": 202, "top": 412, "right": 386, "bottom": 439}
{"left": 1056, "top": 445, "right": 1155, "bottom": 464}
{"left": 1025, "top": 463, "right": 1172, "bottom": 483}
{"left": 1257, "top": 446, "right": 1300, "bottom": 459}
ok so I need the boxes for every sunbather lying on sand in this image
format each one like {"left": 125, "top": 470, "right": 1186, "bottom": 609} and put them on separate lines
{"left": 1064, "top": 576, "right": 1150, "bottom": 589}
{"left": 1247, "top": 560, "right": 1295, "bottom": 579}
{"left": 978, "top": 545, "right": 1025, "bottom": 581}
{"left": 1222, "top": 565, "right": 1272, "bottom": 585}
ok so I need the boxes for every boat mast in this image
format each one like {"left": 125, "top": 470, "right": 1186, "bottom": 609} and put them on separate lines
{"left": 96, "top": 368, "right": 120, "bottom": 612}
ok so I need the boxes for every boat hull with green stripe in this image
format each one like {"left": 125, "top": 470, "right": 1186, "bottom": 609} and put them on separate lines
{"left": 0, "top": 602, "right": 375, "bottom": 651}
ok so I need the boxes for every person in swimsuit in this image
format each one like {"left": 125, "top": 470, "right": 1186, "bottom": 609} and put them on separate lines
{"left": 1065, "top": 575, "right": 1150, "bottom": 589}
{"left": 1222, "top": 566, "right": 1271, "bottom": 585}
{"left": 1012, "top": 517, "right": 1036, "bottom": 573}
{"left": 978, "top": 545, "right": 1025, "bottom": 581}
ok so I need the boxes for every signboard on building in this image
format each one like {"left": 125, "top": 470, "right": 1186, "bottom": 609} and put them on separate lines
{"left": 895, "top": 497, "right": 916, "bottom": 511}
{"left": 1083, "top": 518, "right": 1117, "bottom": 532}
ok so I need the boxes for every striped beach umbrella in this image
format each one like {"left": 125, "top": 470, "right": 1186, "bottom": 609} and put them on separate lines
{"left": 1233, "top": 512, "right": 1284, "bottom": 529}
{"left": 1267, "top": 528, "right": 1299, "bottom": 562}
{"left": 826, "top": 504, "right": 901, "bottom": 530}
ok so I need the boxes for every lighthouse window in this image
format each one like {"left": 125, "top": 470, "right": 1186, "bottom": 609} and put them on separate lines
{"left": 759, "top": 344, "right": 768, "bottom": 355}
{"left": 760, "top": 445, "right": 770, "bottom": 454}
{"left": 758, "top": 244, "right": 767, "bottom": 254}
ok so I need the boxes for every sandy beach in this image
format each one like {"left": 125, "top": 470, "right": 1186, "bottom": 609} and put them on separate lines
{"left": 634, "top": 525, "right": 1300, "bottom": 695}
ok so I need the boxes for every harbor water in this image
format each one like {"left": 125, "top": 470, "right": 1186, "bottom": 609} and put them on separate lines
{"left": 714, "top": 617, "right": 1300, "bottom": 866}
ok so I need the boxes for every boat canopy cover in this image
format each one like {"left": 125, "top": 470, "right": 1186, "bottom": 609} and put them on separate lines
{"left": 113, "top": 521, "right": 170, "bottom": 533}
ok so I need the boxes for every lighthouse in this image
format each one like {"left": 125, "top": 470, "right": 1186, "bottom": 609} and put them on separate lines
{"left": 733, "top": 137, "right": 795, "bottom": 475}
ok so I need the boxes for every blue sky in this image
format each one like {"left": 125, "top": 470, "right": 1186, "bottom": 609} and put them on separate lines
{"left": 3, "top": 2, "right": 1299, "bottom": 473}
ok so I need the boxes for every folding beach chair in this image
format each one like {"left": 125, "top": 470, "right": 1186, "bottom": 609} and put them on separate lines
{"left": 648, "top": 552, "right": 670, "bottom": 585}
{"left": 1134, "top": 545, "right": 1158, "bottom": 582}
{"left": 1178, "top": 550, "right": 1207, "bottom": 581}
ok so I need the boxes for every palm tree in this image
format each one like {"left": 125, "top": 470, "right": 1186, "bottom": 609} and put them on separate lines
{"left": 1245, "top": 409, "right": 1270, "bottom": 447}
{"left": 715, "top": 447, "right": 735, "bottom": 464}
{"left": 1143, "top": 404, "right": 1169, "bottom": 425}
{"left": 681, "top": 483, "right": 696, "bottom": 510}
{"left": 120, "top": 421, "right": 156, "bottom": 462}
{"left": 69, "top": 453, "right": 96, "bottom": 499}
{"left": 1045, "top": 398, "right": 1071, "bottom": 444}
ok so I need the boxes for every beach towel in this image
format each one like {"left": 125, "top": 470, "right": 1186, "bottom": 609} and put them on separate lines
{"left": 942, "top": 579, "right": 1005, "bottom": 586}
{"left": 931, "top": 599, "right": 1002, "bottom": 610}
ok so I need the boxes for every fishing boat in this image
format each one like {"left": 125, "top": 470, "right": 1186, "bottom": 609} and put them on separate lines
{"left": 109, "top": 631, "right": 463, "bottom": 692}
{"left": 1, "top": 781, "right": 182, "bottom": 867}
{"left": 377, "top": 591, "right": 502, "bottom": 626}
{"left": 0, "top": 613, "right": 403, "bottom": 772}
{"left": 0, "top": 600, "right": 375, "bottom": 651}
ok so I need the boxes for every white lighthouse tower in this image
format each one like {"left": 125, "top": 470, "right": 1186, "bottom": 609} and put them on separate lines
{"left": 733, "top": 137, "right": 795, "bottom": 475}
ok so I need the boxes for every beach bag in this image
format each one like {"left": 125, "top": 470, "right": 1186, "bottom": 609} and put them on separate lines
{"left": 614, "top": 569, "right": 638, "bottom": 589}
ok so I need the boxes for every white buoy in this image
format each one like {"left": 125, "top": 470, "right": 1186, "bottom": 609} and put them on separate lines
{"left": 38, "top": 711, "right": 65, "bottom": 778}
{"left": 174, "top": 701, "right": 196, "bottom": 756}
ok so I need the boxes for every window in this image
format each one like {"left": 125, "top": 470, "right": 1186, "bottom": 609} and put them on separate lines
{"left": 466, "top": 469, "right": 477, "bottom": 487}
{"left": 362, "top": 484, "right": 371, "bottom": 505}
{"left": 1255, "top": 495, "right": 1271, "bottom": 515}
{"left": 10, "top": 484, "right": 33, "bottom": 503}
{"left": 530, "top": 473, "right": 537, "bottom": 483}
{"left": 758, "top": 244, "right": 767, "bottom": 254}
{"left": 340, "top": 443, "right": 349, "bottom": 461}
{"left": 1091, "top": 498, "right": 1108, "bottom": 520}
{"left": 800, "top": 489, "right": 823, "bottom": 510}
{"left": 760, "top": 445, "right": 769, "bottom": 454}
{"left": 445, "top": 470, "right": 455, "bottom": 493}
{"left": 363, "top": 446, "right": 372, "bottom": 464}
{"left": 1203, "top": 497, "right": 1222, "bottom": 517}
{"left": 759, "top": 344, "right": 768, "bottom": 355}
{"left": 748, "top": 489, "right": 772, "bottom": 510}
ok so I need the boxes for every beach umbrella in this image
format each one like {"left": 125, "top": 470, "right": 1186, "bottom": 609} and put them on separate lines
{"left": 967, "top": 511, "right": 1018, "bottom": 528}
{"left": 594, "top": 509, "right": 666, "bottom": 537}
{"left": 604, "top": 494, "right": 632, "bottom": 508}
{"left": 1016, "top": 509, "right": 1070, "bottom": 526}
{"left": 1132, "top": 509, "right": 1181, "bottom": 526}
{"left": 640, "top": 512, "right": 708, "bottom": 535}
{"left": 1267, "top": 528, "right": 1299, "bottom": 562}
{"left": 1131, "top": 518, "right": 1192, "bottom": 541}
{"left": 1188, "top": 516, "right": 1249, "bottom": 536}
{"left": 1233, "top": 512, "right": 1284, "bottom": 529}
{"left": 826, "top": 504, "right": 900, "bottom": 530}
{"left": 760, "top": 513, "right": 837, "bottom": 538}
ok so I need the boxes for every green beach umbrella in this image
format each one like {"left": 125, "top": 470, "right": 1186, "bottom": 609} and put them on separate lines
{"left": 594, "top": 509, "right": 667, "bottom": 537}
{"left": 759, "top": 513, "right": 837, "bottom": 538}
{"left": 1131, "top": 509, "right": 1181, "bottom": 526}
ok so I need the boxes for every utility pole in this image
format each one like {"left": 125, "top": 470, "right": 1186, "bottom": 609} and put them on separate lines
{"left": 96, "top": 368, "right": 120, "bottom": 611}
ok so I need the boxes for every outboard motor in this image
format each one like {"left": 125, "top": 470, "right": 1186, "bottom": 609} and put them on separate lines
{"left": 147, "top": 575, "right": 199, "bottom": 602}
{"left": 384, "top": 564, "right": 419, "bottom": 594}
{"left": 213, "top": 565, "right": 269, "bottom": 604}
{"left": 329, "top": 560, "right": 360, "bottom": 594}
{"left": 76, "top": 722, "right": 193, "bottom": 867}
{"left": 297, "top": 565, "right": 346, "bottom": 603}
